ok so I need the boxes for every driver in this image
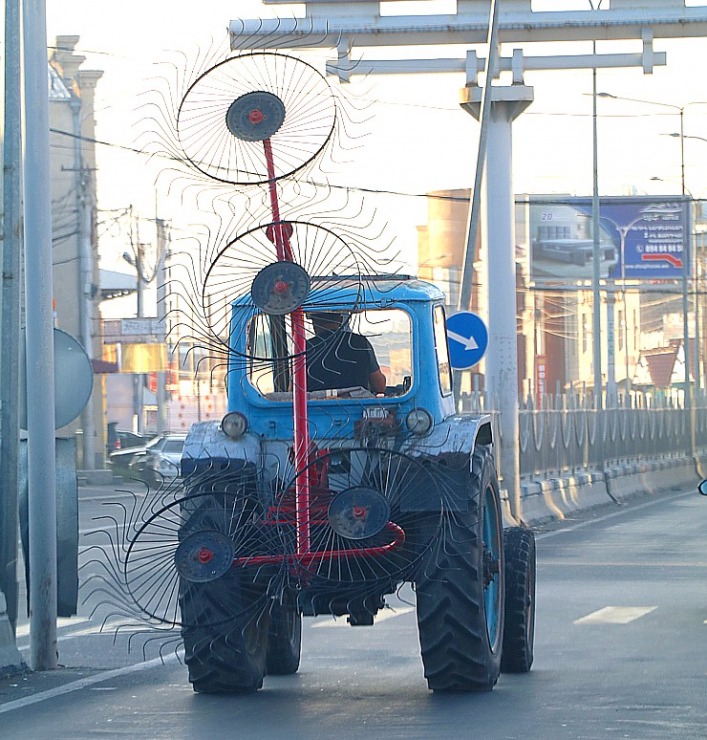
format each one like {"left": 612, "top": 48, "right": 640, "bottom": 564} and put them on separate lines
{"left": 306, "top": 312, "right": 386, "bottom": 394}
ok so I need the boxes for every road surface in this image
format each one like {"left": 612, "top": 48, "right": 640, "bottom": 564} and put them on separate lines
{"left": 1, "top": 482, "right": 707, "bottom": 739}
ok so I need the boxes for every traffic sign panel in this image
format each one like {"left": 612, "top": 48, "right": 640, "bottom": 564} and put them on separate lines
{"left": 446, "top": 311, "right": 488, "bottom": 370}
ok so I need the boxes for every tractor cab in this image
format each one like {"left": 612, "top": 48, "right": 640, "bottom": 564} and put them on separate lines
{"left": 224, "top": 275, "right": 455, "bottom": 443}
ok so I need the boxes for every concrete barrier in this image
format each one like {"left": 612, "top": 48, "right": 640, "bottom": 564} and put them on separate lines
{"left": 605, "top": 455, "right": 697, "bottom": 503}
{"left": 518, "top": 454, "right": 701, "bottom": 526}
{"left": 0, "top": 590, "right": 25, "bottom": 677}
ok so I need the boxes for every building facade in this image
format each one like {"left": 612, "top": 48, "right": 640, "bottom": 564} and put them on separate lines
{"left": 49, "top": 36, "right": 105, "bottom": 467}
{"left": 418, "top": 189, "right": 698, "bottom": 404}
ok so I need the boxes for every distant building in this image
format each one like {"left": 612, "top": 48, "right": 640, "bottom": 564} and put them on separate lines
{"left": 48, "top": 36, "right": 105, "bottom": 466}
{"left": 418, "top": 189, "right": 697, "bottom": 403}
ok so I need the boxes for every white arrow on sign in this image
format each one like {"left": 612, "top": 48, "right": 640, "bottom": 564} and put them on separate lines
{"left": 447, "top": 329, "right": 479, "bottom": 352}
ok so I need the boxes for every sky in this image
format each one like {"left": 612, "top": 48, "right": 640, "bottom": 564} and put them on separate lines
{"left": 36, "top": 0, "right": 707, "bottom": 314}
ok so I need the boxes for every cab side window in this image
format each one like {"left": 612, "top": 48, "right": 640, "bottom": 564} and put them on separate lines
{"left": 433, "top": 305, "right": 453, "bottom": 396}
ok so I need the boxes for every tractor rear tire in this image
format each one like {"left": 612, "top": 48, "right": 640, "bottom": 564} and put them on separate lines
{"left": 415, "top": 445, "right": 504, "bottom": 692}
{"left": 266, "top": 602, "right": 302, "bottom": 675}
{"left": 178, "top": 493, "right": 270, "bottom": 693}
{"left": 500, "top": 526, "right": 536, "bottom": 673}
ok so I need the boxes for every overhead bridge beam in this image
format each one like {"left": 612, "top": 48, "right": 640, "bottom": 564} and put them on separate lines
{"left": 230, "top": 7, "right": 707, "bottom": 50}
{"left": 326, "top": 49, "right": 667, "bottom": 82}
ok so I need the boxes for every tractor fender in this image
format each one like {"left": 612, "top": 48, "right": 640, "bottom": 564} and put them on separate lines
{"left": 397, "top": 413, "right": 494, "bottom": 512}
{"left": 403, "top": 413, "right": 493, "bottom": 458}
{"left": 180, "top": 420, "right": 268, "bottom": 480}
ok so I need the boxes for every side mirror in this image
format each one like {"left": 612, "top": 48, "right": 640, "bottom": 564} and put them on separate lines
{"left": 698, "top": 480, "right": 707, "bottom": 496}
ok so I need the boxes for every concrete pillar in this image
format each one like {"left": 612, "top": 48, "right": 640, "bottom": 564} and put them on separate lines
{"left": 460, "top": 85, "right": 533, "bottom": 509}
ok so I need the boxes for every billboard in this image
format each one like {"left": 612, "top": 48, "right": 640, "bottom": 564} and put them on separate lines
{"left": 528, "top": 196, "right": 691, "bottom": 282}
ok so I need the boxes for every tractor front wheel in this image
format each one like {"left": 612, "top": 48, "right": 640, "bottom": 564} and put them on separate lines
{"left": 501, "top": 526, "right": 536, "bottom": 673}
{"left": 266, "top": 602, "right": 302, "bottom": 675}
{"left": 415, "top": 445, "right": 504, "bottom": 692}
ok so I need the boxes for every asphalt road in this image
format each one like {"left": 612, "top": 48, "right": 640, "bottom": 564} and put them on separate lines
{"left": 2, "top": 482, "right": 707, "bottom": 739}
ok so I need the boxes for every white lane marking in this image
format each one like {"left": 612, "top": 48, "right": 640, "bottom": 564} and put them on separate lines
{"left": 15, "top": 619, "right": 173, "bottom": 649}
{"left": 311, "top": 606, "right": 414, "bottom": 628}
{"left": 14, "top": 617, "right": 89, "bottom": 639}
{"left": 0, "top": 652, "right": 182, "bottom": 715}
{"left": 574, "top": 606, "right": 657, "bottom": 625}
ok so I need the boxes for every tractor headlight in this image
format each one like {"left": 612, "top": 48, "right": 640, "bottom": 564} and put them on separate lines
{"left": 405, "top": 408, "right": 433, "bottom": 436}
{"left": 221, "top": 411, "right": 248, "bottom": 439}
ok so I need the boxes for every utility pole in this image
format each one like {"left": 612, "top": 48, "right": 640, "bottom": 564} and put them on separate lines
{"left": 135, "top": 239, "right": 145, "bottom": 434}
{"left": 125, "top": 210, "right": 145, "bottom": 435}
{"left": 23, "top": 0, "right": 58, "bottom": 670}
{"left": 589, "top": 0, "right": 603, "bottom": 409}
{"left": 156, "top": 218, "right": 169, "bottom": 434}
{"left": 1, "top": 0, "right": 23, "bottom": 633}
{"left": 71, "top": 93, "right": 97, "bottom": 470}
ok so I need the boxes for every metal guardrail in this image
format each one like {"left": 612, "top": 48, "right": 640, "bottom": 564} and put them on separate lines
{"left": 460, "top": 391, "right": 707, "bottom": 480}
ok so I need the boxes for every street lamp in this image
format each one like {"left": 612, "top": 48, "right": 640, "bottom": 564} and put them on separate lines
{"left": 650, "top": 174, "right": 700, "bottom": 400}
{"left": 596, "top": 93, "right": 702, "bottom": 425}
{"left": 589, "top": 0, "right": 604, "bottom": 408}
{"left": 591, "top": 88, "right": 603, "bottom": 406}
{"left": 595, "top": 92, "right": 689, "bottom": 194}
{"left": 659, "top": 132, "right": 707, "bottom": 395}
{"left": 122, "top": 246, "right": 146, "bottom": 433}
{"left": 666, "top": 132, "right": 707, "bottom": 147}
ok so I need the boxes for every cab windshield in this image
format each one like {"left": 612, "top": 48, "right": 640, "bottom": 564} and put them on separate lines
{"left": 247, "top": 308, "right": 413, "bottom": 400}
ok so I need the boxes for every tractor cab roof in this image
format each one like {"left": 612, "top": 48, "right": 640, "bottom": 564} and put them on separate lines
{"left": 234, "top": 274, "right": 446, "bottom": 312}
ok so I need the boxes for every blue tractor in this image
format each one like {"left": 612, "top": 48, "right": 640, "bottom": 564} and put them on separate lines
{"left": 110, "top": 49, "right": 536, "bottom": 696}
{"left": 176, "top": 273, "right": 536, "bottom": 693}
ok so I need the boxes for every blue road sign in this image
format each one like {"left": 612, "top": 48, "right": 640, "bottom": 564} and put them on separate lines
{"left": 446, "top": 311, "right": 488, "bottom": 370}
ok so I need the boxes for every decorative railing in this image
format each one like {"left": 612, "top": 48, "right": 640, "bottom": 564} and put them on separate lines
{"left": 459, "top": 390, "right": 707, "bottom": 480}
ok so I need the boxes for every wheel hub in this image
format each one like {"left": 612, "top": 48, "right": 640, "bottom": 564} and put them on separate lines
{"left": 251, "top": 260, "right": 311, "bottom": 316}
{"left": 483, "top": 547, "right": 500, "bottom": 587}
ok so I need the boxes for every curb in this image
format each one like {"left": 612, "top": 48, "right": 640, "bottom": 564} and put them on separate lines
{"left": 76, "top": 469, "right": 114, "bottom": 486}
{"left": 518, "top": 454, "right": 700, "bottom": 526}
{"left": 0, "top": 591, "right": 26, "bottom": 677}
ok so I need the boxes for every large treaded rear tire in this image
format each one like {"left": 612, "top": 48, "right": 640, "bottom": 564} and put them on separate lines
{"left": 501, "top": 526, "right": 536, "bottom": 673}
{"left": 415, "top": 446, "right": 504, "bottom": 692}
{"left": 178, "top": 493, "right": 270, "bottom": 693}
{"left": 266, "top": 602, "right": 302, "bottom": 675}
{"left": 181, "top": 580, "right": 270, "bottom": 693}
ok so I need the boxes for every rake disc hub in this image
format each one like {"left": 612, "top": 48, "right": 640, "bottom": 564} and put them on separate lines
{"left": 226, "top": 90, "right": 286, "bottom": 141}
{"left": 248, "top": 108, "right": 265, "bottom": 124}
{"left": 251, "top": 261, "right": 311, "bottom": 316}
{"left": 328, "top": 486, "right": 391, "bottom": 540}
{"left": 175, "top": 531, "right": 234, "bottom": 583}
{"left": 197, "top": 547, "right": 214, "bottom": 564}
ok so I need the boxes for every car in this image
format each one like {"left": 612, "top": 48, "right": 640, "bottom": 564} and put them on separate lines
{"left": 127, "top": 434, "right": 187, "bottom": 487}
{"left": 108, "top": 436, "right": 157, "bottom": 475}
{"left": 106, "top": 424, "right": 150, "bottom": 456}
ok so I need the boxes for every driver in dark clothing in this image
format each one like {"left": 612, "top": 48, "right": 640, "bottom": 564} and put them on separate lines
{"left": 306, "top": 312, "right": 386, "bottom": 394}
